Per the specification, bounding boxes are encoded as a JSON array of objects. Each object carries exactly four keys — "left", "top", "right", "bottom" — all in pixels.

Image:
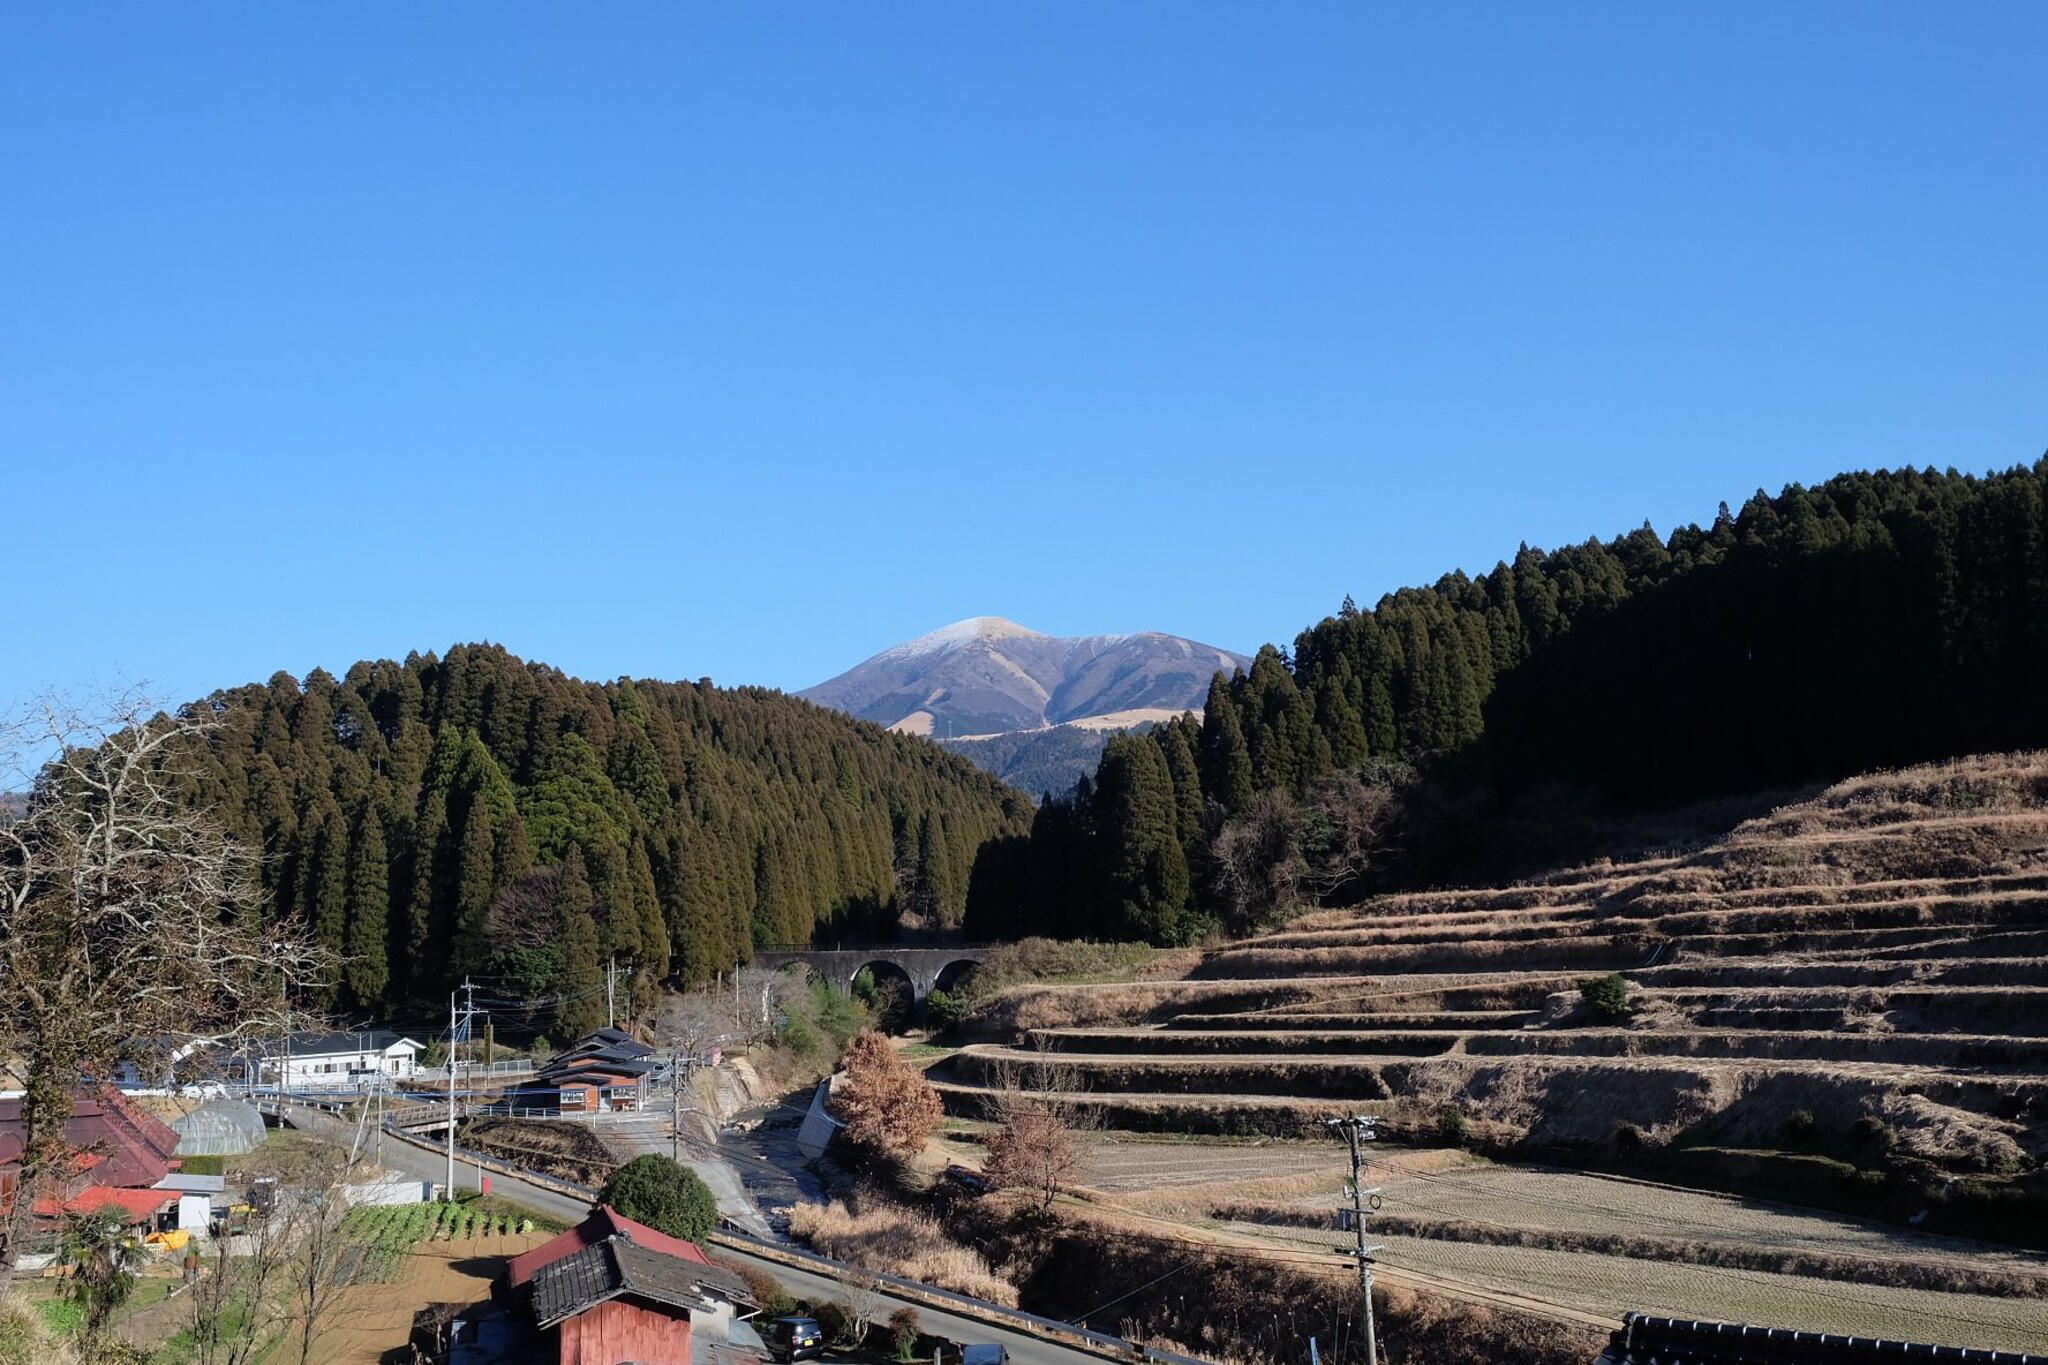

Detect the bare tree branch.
[{"left": 0, "top": 689, "right": 332, "bottom": 1286}]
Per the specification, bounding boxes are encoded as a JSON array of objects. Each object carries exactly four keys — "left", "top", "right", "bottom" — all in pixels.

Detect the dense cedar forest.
[
  {"left": 967, "top": 461, "right": 2048, "bottom": 946},
  {"left": 169, "top": 645, "right": 1032, "bottom": 1022},
  {"left": 127, "top": 461, "right": 2048, "bottom": 1004}
]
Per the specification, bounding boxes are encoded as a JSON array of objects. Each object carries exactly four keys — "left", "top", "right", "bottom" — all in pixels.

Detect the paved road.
[
  {"left": 284, "top": 1105, "right": 592, "bottom": 1224},
  {"left": 604, "top": 1112, "right": 774, "bottom": 1236},
  {"left": 711, "top": 1241, "right": 1107, "bottom": 1365}
]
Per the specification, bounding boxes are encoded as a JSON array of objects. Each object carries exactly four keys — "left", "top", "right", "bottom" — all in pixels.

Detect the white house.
[{"left": 241, "top": 1029, "right": 423, "bottom": 1089}]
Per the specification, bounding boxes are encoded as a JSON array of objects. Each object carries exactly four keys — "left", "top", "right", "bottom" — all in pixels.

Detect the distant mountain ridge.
[{"left": 798, "top": 617, "right": 1250, "bottom": 741}]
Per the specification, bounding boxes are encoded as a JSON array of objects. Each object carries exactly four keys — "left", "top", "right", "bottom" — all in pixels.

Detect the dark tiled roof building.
[{"left": 494, "top": 1204, "right": 758, "bottom": 1365}]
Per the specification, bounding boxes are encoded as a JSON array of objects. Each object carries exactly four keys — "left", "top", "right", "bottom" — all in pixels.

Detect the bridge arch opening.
[
  {"left": 933, "top": 959, "right": 983, "bottom": 997},
  {"left": 851, "top": 960, "right": 917, "bottom": 1033},
  {"left": 771, "top": 960, "right": 821, "bottom": 986}
]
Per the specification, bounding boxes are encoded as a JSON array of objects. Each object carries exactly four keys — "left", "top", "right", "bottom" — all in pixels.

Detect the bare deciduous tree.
[
  {"left": 185, "top": 1097, "right": 377, "bottom": 1365},
  {"left": 0, "top": 689, "right": 328, "bottom": 1287},
  {"left": 1209, "top": 775, "right": 1399, "bottom": 934},
  {"left": 483, "top": 864, "right": 565, "bottom": 947},
  {"left": 836, "top": 1265, "right": 886, "bottom": 1348},
  {"left": 188, "top": 1191, "right": 295, "bottom": 1365},
  {"left": 289, "top": 1119, "right": 373, "bottom": 1365},
  {"left": 659, "top": 991, "right": 725, "bottom": 1063},
  {"left": 725, "top": 965, "right": 802, "bottom": 1043},
  {"left": 982, "top": 1053, "right": 1100, "bottom": 1213},
  {"left": 1298, "top": 773, "right": 1398, "bottom": 900}
]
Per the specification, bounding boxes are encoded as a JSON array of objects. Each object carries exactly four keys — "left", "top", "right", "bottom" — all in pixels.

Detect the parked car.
[
  {"left": 942, "top": 1164, "right": 991, "bottom": 1195},
  {"left": 961, "top": 1346, "right": 1009, "bottom": 1365},
  {"left": 766, "top": 1315, "right": 824, "bottom": 1362}
]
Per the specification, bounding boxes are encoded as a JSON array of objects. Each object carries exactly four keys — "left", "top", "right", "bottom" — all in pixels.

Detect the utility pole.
[
  {"left": 1325, "top": 1115, "right": 1383, "bottom": 1365},
  {"left": 606, "top": 957, "right": 618, "bottom": 1030},
  {"left": 447, "top": 977, "right": 480, "bottom": 1199},
  {"left": 445, "top": 989, "right": 457, "bottom": 1199}
]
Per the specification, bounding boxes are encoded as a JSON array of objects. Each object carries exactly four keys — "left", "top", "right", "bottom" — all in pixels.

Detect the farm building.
[
  {"left": 411, "top": 1204, "right": 762, "bottom": 1365},
  {"left": 237, "top": 1029, "right": 423, "bottom": 1089},
  {"left": 0, "top": 1084, "right": 190, "bottom": 1234},
  {"left": 0, "top": 1083, "right": 181, "bottom": 1192}
]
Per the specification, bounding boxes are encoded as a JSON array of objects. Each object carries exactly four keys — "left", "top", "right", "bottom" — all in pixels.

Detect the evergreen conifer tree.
[
  {"left": 554, "top": 846, "right": 606, "bottom": 1039},
  {"left": 1094, "top": 734, "right": 1190, "bottom": 945},
  {"left": 1156, "top": 722, "right": 1206, "bottom": 859},
  {"left": 343, "top": 806, "right": 392, "bottom": 1008},
  {"left": 302, "top": 799, "right": 349, "bottom": 1006},
  {"left": 913, "top": 812, "right": 952, "bottom": 925},
  {"left": 1198, "top": 675, "right": 1255, "bottom": 813},
  {"left": 452, "top": 799, "right": 496, "bottom": 977}
]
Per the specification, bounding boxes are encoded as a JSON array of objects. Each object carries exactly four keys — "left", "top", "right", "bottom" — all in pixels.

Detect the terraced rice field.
[
  {"left": 946, "top": 753, "right": 2048, "bottom": 1344},
  {"left": 1066, "top": 1137, "right": 2048, "bottom": 1350}
]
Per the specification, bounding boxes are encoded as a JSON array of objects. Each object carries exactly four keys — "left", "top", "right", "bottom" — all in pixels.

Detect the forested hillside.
[
  {"left": 968, "top": 461, "right": 2048, "bottom": 945},
  {"left": 171, "top": 644, "right": 1032, "bottom": 1020}
]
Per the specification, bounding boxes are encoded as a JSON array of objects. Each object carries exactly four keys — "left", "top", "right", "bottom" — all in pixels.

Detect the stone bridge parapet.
[{"left": 751, "top": 943, "right": 995, "bottom": 1004}]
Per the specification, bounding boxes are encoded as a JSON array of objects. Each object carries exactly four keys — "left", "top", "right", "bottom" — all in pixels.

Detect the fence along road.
[{"left": 273, "top": 1101, "right": 1209, "bottom": 1365}]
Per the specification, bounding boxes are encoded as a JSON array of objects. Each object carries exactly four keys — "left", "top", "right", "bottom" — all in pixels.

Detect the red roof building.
[
  {"left": 33, "top": 1185, "right": 179, "bottom": 1225},
  {"left": 0, "top": 1084, "right": 183, "bottom": 1219},
  {"left": 498, "top": 1205, "right": 758, "bottom": 1365},
  {"left": 507, "top": 1205, "right": 720, "bottom": 1287}
]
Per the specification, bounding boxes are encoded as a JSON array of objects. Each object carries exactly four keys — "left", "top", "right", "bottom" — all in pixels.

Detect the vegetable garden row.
[{"left": 337, "top": 1200, "right": 538, "bottom": 1281}]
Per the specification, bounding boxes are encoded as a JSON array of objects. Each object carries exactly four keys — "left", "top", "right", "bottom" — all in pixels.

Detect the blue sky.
[{"left": 4, "top": 3, "right": 2043, "bottom": 711}]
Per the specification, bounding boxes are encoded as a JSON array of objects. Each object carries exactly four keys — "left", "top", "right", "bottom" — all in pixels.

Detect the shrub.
[
  {"left": 1580, "top": 973, "right": 1631, "bottom": 1019},
  {"left": 925, "top": 987, "right": 967, "bottom": 1032},
  {"left": 811, "top": 1300, "right": 851, "bottom": 1344},
  {"left": 599, "top": 1155, "right": 719, "bottom": 1244},
  {"left": 889, "top": 1307, "right": 921, "bottom": 1361},
  {"left": 723, "top": 1262, "right": 796, "bottom": 1318},
  {"left": 1785, "top": 1109, "right": 1817, "bottom": 1143},
  {"left": 1437, "top": 1107, "right": 1468, "bottom": 1147}
]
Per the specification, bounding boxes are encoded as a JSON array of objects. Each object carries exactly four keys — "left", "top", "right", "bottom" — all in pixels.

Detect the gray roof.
[
  {"left": 530, "top": 1239, "right": 727, "bottom": 1330},
  {"left": 154, "top": 1173, "right": 226, "bottom": 1193},
  {"left": 557, "top": 1031, "right": 656, "bottom": 1062}
]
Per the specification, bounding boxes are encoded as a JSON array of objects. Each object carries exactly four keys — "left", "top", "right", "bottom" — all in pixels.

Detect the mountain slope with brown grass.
[{"left": 941, "top": 752, "right": 2048, "bottom": 1247}]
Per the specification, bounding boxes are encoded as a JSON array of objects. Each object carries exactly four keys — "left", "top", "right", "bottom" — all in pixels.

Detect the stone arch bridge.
[{"left": 751, "top": 943, "right": 994, "bottom": 1006}]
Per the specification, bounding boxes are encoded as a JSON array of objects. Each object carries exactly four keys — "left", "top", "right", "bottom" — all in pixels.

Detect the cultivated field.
[
  {"left": 297, "top": 1228, "right": 550, "bottom": 1365},
  {"left": 942, "top": 752, "right": 2048, "bottom": 1346}
]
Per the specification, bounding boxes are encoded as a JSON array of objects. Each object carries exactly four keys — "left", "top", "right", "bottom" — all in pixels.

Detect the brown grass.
[{"left": 786, "top": 1193, "right": 1019, "bottom": 1305}]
